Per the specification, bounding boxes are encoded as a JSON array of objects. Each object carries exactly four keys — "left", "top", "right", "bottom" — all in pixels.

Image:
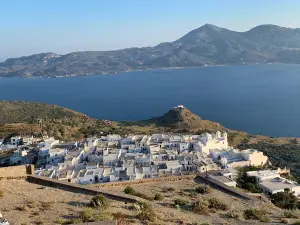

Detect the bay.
[{"left": 1, "top": 64, "right": 300, "bottom": 137}]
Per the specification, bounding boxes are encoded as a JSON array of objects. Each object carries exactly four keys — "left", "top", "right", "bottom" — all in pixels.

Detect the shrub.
[
  {"left": 27, "top": 200, "right": 37, "bottom": 209},
  {"left": 90, "top": 194, "right": 109, "bottom": 209},
  {"left": 280, "top": 218, "right": 288, "bottom": 224},
  {"left": 192, "top": 200, "right": 209, "bottom": 215},
  {"left": 293, "top": 221, "right": 300, "bottom": 225},
  {"left": 243, "top": 208, "right": 269, "bottom": 222},
  {"left": 174, "top": 198, "right": 187, "bottom": 207},
  {"left": 0, "top": 190, "right": 4, "bottom": 198},
  {"left": 154, "top": 193, "right": 164, "bottom": 201},
  {"left": 208, "top": 198, "right": 228, "bottom": 210},
  {"left": 283, "top": 211, "right": 298, "bottom": 218},
  {"left": 80, "top": 208, "right": 95, "bottom": 222},
  {"left": 195, "top": 185, "right": 212, "bottom": 194},
  {"left": 260, "top": 216, "right": 271, "bottom": 223},
  {"left": 96, "top": 211, "right": 114, "bottom": 221},
  {"left": 270, "top": 190, "right": 299, "bottom": 209},
  {"left": 124, "top": 186, "right": 135, "bottom": 195},
  {"left": 224, "top": 211, "right": 240, "bottom": 220},
  {"left": 134, "top": 192, "right": 154, "bottom": 201},
  {"left": 124, "top": 186, "right": 153, "bottom": 201},
  {"left": 162, "top": 187, "right": 175, "bottom": 192},
  {"left": 135, "top": 202, "right": 156, "bottom": 222}
]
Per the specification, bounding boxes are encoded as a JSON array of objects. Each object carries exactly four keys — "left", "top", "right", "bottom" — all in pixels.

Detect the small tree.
[
  {"left": 236, "top": 166, "right": 262, "bottom": 193},
  {"left": 90, "top": 194, "right": 109, "bottom": 209},
  {"left": 270, "top": 190, "right": 298, "bottom": 210}
]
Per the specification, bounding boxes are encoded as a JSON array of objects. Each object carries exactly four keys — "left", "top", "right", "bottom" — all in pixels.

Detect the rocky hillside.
[
  {"left": 1, "top": 24, "right": 300, "bottom": 77},
  {"left": 0, "top": 101, "right": 89, "bottom": 124},
  {"left": 0, "top": 101, "right": 118, "bottom": 140},
  {"left": 142, "top": 106, "right": 223, "bottom": 132}
]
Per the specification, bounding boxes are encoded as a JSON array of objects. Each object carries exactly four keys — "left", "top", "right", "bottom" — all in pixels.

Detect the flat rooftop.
[{"left": 260, "top": 177, "right": 299, "bottom": 191}]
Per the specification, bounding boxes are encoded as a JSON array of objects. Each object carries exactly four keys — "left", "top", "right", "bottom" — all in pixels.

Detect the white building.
[
  {"left": 194, "top": 131, "right": 228, "bottom": 155},
  {"left": 246, "top": 170, "right": 280, "bottom": 183},
  {"left": 259, "top": 177, "right": 300, "bottom": 197},
  {"left": 39, "top": 137, "right": 59, "bottom": 149}
]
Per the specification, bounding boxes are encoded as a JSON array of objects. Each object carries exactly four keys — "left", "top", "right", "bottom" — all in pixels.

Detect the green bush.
[
  {"left": 270, "top": 190, "right": 299, "bottom": 209},
  {"left": 154, "top": 193, "right": 164, "bottom": 201},
  {"left": 124, "top": 186, "right": 135, "bottom": 195},
  {"left": 90, "top": 194, "right": 109, "bottom": 209},
  {"left": 195, "top": 185, "right": 212, "bottom": 194},
  {"left": 208, "top": 198, "right": 228, "bottom": 210},
  {"left": 293, "top": 221, "right": 300, "bottom": 225},
  {"left": 80, "top": 208, "right": 95, "bottom": 222},
  {"left": 283, "top": 211, "right": 298, "bottom": 218},
  {"left": 192, "top": 200, "right": 209, "bottom": 215},
  {"left": 174, "top": 198, "right": 187, "bottom": 207}
]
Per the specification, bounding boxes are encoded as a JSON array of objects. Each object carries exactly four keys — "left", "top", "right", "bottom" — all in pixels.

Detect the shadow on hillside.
[{"left": 67, "top": 201, "right": 88, "bottom": 207}]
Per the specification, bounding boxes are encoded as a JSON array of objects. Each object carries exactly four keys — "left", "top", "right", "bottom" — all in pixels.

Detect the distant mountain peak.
[{"left": 201, "top": 23, "right": 222, "bottom": 30}]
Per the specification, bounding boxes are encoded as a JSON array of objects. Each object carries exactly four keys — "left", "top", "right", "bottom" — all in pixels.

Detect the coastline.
[{"left": 0, "top": 61, "right": 290, "bottom": 79}]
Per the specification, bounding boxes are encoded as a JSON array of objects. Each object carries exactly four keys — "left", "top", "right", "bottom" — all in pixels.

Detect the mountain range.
[{"left": 1, "top": 24, "right": 300, "bottom": 78}]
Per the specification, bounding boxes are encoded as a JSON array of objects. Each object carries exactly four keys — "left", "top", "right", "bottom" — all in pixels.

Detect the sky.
[{"left": 0, "top": 0, "right": 300, "bottom": 61}]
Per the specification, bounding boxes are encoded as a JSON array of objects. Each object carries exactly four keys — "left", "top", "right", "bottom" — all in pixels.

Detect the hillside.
[
  {"left": 137, "top": 106, "right": 223, "bottom": 133},
  {"left": 1, "top": 177, "right": 293, "bottom": 225},
  {"left": 0, "top": 101, "right": 119, "bottom": 141},
  {"left": 0, "top": 101, "right": 89, "bottom": 124},
  {"left": 1, "top": 24, "right": 300, "bottom": 78}
]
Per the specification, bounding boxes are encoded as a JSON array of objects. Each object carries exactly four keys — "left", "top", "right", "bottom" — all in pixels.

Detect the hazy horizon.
[{"left": 1, "top": 0, "right": 300, "bottom": 60}]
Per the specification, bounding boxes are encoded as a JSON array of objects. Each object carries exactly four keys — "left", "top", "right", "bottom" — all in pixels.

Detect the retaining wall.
[
  {"left": 90, "top": 175, "right": 195, "bottom": 188},
  {"left": 0, "top": 164, "right": 34, "bottom": 179},
  {"left": 27, "top": 175, "right": 143, "bottom": 203}
]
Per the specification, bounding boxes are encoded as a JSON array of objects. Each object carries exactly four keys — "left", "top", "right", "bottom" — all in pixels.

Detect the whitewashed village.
[{"left": 1, "top": 129, "right": 299, "bottom": 199}]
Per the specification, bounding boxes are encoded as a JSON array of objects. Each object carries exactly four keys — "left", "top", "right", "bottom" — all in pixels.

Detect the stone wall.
[
  {"left": 27, "top": 175, "right": 143, "bottom": 203},
  {"left": 90, "top": 175, "right": 195, "bottom": 188},
  {"left": 0, "top": 164, "right": 34, "bottom": 178}
]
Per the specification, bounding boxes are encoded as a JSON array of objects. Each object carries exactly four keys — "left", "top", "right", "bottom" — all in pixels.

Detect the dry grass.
[
  {"left": 100, "top": 178, "right": 284, "bottom": 224},
  {"left": 0, "top": 178, "right": 287, "bottom": 225},
  {"left": 0, "top": 180, "right": 136, "bottom": 225}
]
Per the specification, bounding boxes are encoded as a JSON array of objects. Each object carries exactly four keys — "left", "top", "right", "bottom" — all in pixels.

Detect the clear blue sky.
[{"left": 0, "top": 0, "right": 299, "bottom": 60}]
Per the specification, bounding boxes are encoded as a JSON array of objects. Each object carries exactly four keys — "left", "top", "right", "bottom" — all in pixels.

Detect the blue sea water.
[{"left": 1, "top": 64, "right": 300, "bottom": 137}]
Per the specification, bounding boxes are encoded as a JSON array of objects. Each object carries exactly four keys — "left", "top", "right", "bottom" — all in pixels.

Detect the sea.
[{"left": 1, "top": 64, "right": 300, "bottom": 137}]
